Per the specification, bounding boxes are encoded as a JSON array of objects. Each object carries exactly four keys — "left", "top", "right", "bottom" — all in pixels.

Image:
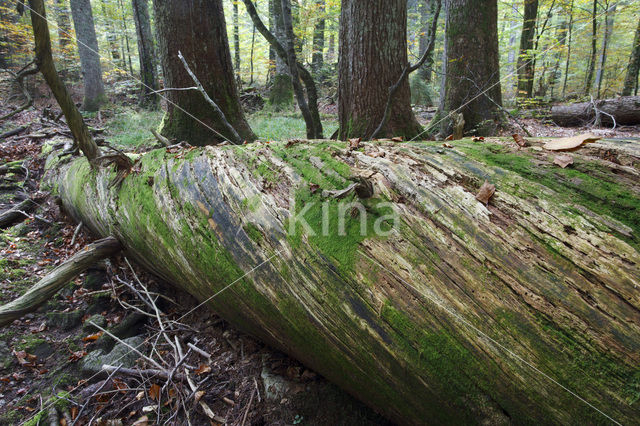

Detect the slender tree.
[
  {"left": 233, "top": 0, "right": 241, "bottom": 85},
  {"left": 131, "top": 0, "right": 158, "bottom": 108},
  {"left": 311, "top": 0, "right": 325, "bottom": 78},
  {"left": 417, "top": 0, "right": 439, "bottom": 84},
  {"left": 595, "top": 1, "right": 616, "bottom": 98},
  {"left": 70, "top": 0, "right": 106, "bottom": 111},
  {"left": 516, "top": 0, "right": 538, "bottom": 100},
  {"left": 54, "top": 0, "right": 73, "bottom": 53},
  {"left": 28, "top": 0, "right": 99, "bottom": 161},
  {"left": 152, "top": 0, "right": 255, "bottom": 145},
  {"left": 434, "top": 0, "right": 503, "bottom": 137},
  {"left": 338, "top": 0, "right": 421, "bottom": 139},
  {"left": 562, "top": 0, "right": 574, "bottom": 99},
  {"left": 99, "top": 0, "right": 121, "bottom": 62},
  {"left": 584, "top": 0, "right": 598, "bottom": 95},
  {"left": 117, "top": 0, "right": 134, "bottom": 75},
  {"left": 622, "top": 17, "right": 640, "bottom": 96}
]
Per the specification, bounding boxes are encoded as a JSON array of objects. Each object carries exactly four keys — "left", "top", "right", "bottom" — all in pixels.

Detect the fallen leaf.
[
  {"left": 475, "top": 181, "right": 496, "bottom": 205},
  {"left": 13, "top": 350, "right": 36, "bottom": 367},
  {"left": 472, "top": 136, "right": 485, "bottom": 142},
  {"left": 71, "top": 406, "right": 78, "bottom": 420},
  {"left": 149, "top": 383, "right": 161, "bottom": 401},
  {"left": 543, "top": 133, "right": 601, "bottom": 151},
  {"left": 194, "top": 390, "right": 205, "bottom": 403},
  {"left": 553, "top": 155, "right": 574, "bottom": 168},
  {"left": 512, "top": 134, "right": 529, "bottom": 148},
  {"left": 445, "top": 134, "right": 454, "bottom": 141},
  {"left": 195, "top": 364, "right": 212, "bottom": 375},
  {"left": 82, "top": 332, "right": 103, "bottom": 342},
  {"left": 391, "top": 136, "right": 403, "bottom": 142},
  {"left": 442, "top": 143, "right": 453, "bottom": 148},
  {"left": 68, "top": 351, "right": 87, "bottom": 362},
  {"left": 348, "top": 138, "right": 361, "bottom": 150},
  {"left": 309, "top": 183, "right": 320, "bottom": 194}
]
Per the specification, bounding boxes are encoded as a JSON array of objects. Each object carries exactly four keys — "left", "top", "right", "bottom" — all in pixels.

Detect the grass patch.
[
  {"left": 107, "top": 107, "right": 164, "bottom": 148},
  {"left": 249, "top": 113, "right": 338, "bottom": 141}
]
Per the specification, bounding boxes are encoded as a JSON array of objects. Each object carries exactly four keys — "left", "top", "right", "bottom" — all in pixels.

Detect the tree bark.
[
  {"left": 551, "top": 96, "right": 640, "bottom": 127},
  {"left": 338, "top": 0, "right": 421, "bottom": 140},
  {"left": 233, "top": 0, "right": 241, "bottom": 85},
  {"left": 516, "top": 0, "right": 538, "bottom": 100},
  {"left": 622, "top": 17, "right": 640, "bottom": 96},
  {"left": 0, "top": 237, "right": 121, "bottom": 326},
  {"left": 99, "top": 0, "right": 121, "bottom": 62},
  {"left": 70, "top": 0, "right": 106, "bottom": 111},
  {"left": 29, "top": 0, "right": 100, "bottom": 161},
  {"left": 152, "top": 0, "right": 255, "bottom": 145},
  {"left": 561, "top": 0, "right": 574, "bottom": 99},
  {"left": 269, "top": 0, "right": 293, "bottom": 110},
  {"left": 117, "top": 0, "right": 134, "bottom": 76},
  {"left": 0, "top": 198, "right": 36, "bottom": 229},
  {"left": 47, "top": 137, "right": 640, "bottom": 425},
  {"left": 131, "top": 0, "right": 158, "bottom": 108},
  {"left": 434, "top": 0, "right": 503, "bottom": 137}
]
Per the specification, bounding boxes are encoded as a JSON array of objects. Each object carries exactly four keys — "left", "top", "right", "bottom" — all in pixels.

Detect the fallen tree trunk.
[
  {"left": 46, "top": 139, "right": 640, "bottom": 424},
  {"left": 551, "top": 96, "right": 640, "bottom": 127},
  {"left": 0, "top": 237, "right": 121, "bottom": 326}
]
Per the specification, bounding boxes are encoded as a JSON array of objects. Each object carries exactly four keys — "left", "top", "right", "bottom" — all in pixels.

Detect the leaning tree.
[
  {"left": 152, "top": 0, "right": 255, "bottom": 145},
  {"left": 433, "top": 0, "right": 504, "bottom": 137},
  {"left": 338, "top": 0, "right": 422, "bottom": 140}
]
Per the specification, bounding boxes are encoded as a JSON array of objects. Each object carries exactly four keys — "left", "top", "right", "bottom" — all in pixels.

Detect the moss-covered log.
[{"left": 45, "top": 138, "right": 640, "bottom": 425}]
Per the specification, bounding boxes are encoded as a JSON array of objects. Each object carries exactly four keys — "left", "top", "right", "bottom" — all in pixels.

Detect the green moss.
[
  {"left": 455, "top": 141, "right": 640, "bottom": 250},
  {"left": 243, "top": 223, "right": 264, "bottom": 243},
  {"left": 15, "top": 335, "right": 46, "bottom": 352}
]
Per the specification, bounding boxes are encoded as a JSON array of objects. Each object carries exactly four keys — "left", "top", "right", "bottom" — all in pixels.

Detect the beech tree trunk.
[
  {"left": 70, "top": 0, "right": 106, "bottom": 111},
  {"left": 47, "top": 137, "right": 640, "bottom": 425},
  {"left": 269, "top": 0, "right": 293, "bottom": 109},
  {"left": 516, "top": 0, "right": 538, "bottom": 100},
  {"left": 595, "top": 2, "right": 616, "bottom": 99},
  {"left": 434, "top": 0, "right": 503, "bottom": 137},
  {"left": 417, "top": 0, "right": 438, "bottom": 84},
  {"left": 131, "top": 0, "right": 158, "bottom": 108},
  {"left": 584, "top": 0, "right": 598, "bottom": 96},
  {"left": 622, "top": 18, "right": 640, "bottom": 96},
  {"left": 551, "top": 96, "right": 640, "bottom": 127},
  {"left": 152, "top": 0, "right": 255, "bottom": 145},
  {"left": 338, "top": 0, "right": 421, "bottom": 140}
]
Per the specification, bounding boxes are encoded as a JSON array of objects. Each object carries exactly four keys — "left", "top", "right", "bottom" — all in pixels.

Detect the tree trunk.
[
  {"left": 117, "top": 0, "right": 134, "bottom": 76},
  {"left": 622, "top": 17, "right": 640, "bottom": 96},
  {"left": 417, "top": 0, "right": 439, "bottom": 84},
  {"left": 70, "top": 0, "right": 105, "bottom": 112},
  {"left": 595, "top": 2, "right": 616, "bottom": 99},
  {"left": 131, "top": 0, "right": 158, "bottom": 108},
  {"left": 29, "top": 0, "right": 100, "bottom": 161},
  {"left": 551, "top": 95, "right": 640, "bottom": 127},
  {"left": 233, "top": 0, "right": 241, "bottom": 85},
  {"left": 311, "top": 0, "right": 325, "bottom": 78},
  {"left": 54, "top": 0, "right": 73, "bottom": 53},
  {"left": 338, "top": 0, "right": 421, "bottom": 140},
  {"left": 584, "top": 0, "right": 598, "bottom": 96},
  {"left": 435, "top": 0, "right": 503, "bottom": 137},
  {"left": 561, "top": 0, "right": 574, "bottom": 99},
  {"left": 152, "top": 0, "right": 255, "bottom": 145},
  {"left": 47, "top": 137, "right": 640, "bottom": 425},
  {"left": 268, "top": 0, "right": 293, "bottom": 110},
  {"left": 516, "top": 0, "right": 538, "bottom": 101}
]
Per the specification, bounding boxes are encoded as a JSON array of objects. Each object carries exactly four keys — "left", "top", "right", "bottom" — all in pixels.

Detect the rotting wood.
[{"left": 46, "top": 139, "right": 640, "bottom": 425}]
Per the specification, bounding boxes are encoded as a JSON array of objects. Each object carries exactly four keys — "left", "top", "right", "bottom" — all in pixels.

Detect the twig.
[
  {"left": 240, "top": 388, "right": 256, "bottom": 426},
  {"left": 187, "top": 342, "right": 211, "bottom": 359},
  {"left": 100, "top": 364, "right": 187, "bottom": 382},
  {"left": 177, "top": 51, "right": 242, "bottom": 145},
  {"left": 72, "top": 364, "right": 123, "bottom": 425},
  {"left": 89, "top": 321, "right": 163, "bottom": 369},
  {"left": 70, "top": 222, "right": 83, "bottom": 246}
]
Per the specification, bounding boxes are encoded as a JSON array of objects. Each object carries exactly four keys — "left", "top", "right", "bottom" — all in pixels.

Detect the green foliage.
[{"left": 248, "top": 113, "right": 338, "bottom": 141}]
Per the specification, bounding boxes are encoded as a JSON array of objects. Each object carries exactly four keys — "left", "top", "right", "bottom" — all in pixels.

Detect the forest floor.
[{"left": 0, "top": 79, "right": 639, "bottom": 425}]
